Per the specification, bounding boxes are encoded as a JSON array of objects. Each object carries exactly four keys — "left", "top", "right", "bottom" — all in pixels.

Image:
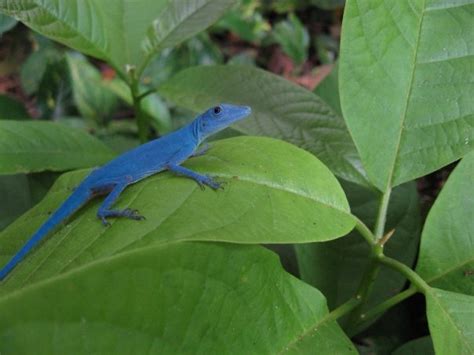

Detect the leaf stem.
[
  {"left": 326, "top": 297, "right": 362, "bottom": 322},
  {"left": 374, "top": 188, "right": 392, "bottom": 239},
  {"left": 378, "top": 256, "right": 430, "bottom": 293},
  {"left": 354, "top": 217, "right": 376, "bottom": 246},
  {"left": 357, "top": 287, "right": 417, "bottom": 326}
]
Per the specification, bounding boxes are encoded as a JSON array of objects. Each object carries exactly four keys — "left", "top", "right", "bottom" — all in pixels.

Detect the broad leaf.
[
  {"left": 314, "top": 63, "right": 341, "bottom": 115},
  {"left": 295, "top": 182, "right": 420, "bottom": 317},
  {"left": 0, "top": 243, "right": 356, "bottom": 354},
  {"left": 340, "top": 0, "right": 474, "bottom": 191},
  {"left": 0, "top": 120, "right": 115, "bottom": 174},
  {"left": 159, "top": 65, "right": 370, "bottom": 187},
  {"left": 66, "top": 53, "right": 118, "bottom": 125},
  {"left": 0, "top": 0, "right": 235, "bottom": 77},
  {"left": 0, "top": 12, "right": 15, "bottom": 34},
  {"left": 0, "top": 137, "right": 355, "bottom": 293},
  {"left": 416, "top": 151, "right": 474, "bottom": 295},
  {"left": 426, "top": 288, "right": 474, "bottom": 354}
]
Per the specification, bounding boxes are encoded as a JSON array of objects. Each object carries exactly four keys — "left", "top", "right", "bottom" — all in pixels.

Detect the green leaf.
[
  {"left": 392, "top": 337, "right": 434, "bottom": 355},
  {"left": 0, "top": 120, "right": 115, "bottom": 175},
  {"left": 0, "top": 137, "right": 354, "bottom": 293},
  {"left": 425, "top": 288, "right": 474, "bottom": 354},
  {"left": 273, "top": 13, "right": 309, "bottom": 66},
  {"left": 142, "top": 0, "right": 236, "bottom": 73},
  {"left": 340, "top": 0, "right": 474, "bottom": 191},
  {"left": 295, "top": 181, "right": 420, "bottom": 317},
  {"left": 314, "top": 63, "right": 341, "bottom": 115},
  {"left": 0, "top": 175, "right": 32, "bottom": 231},
  {"left": 416, "top": 151, "right": 474, "bottom": 295},
  {"left": 159, "top": 64, "right": 370, "bottom": 187},
  {"left": 0, "top": 95, "right": 29, "bottom": 119},
  {"left": 0, "top": 12, "right": 16, "bottom": 34},
  {"left": 66, "top": 53, "right": 118, "bottom": 125},
  {"left": 0, "top": 0, "right": 235, "bottom": 77},
  {"left": 0, "top": 243, "right": 356, "bottom": 354}
]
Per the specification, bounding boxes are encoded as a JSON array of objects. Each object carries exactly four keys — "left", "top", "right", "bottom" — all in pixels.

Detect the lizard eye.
[{"left": 213, "top": 106, "right": 222, "bottom": 115}]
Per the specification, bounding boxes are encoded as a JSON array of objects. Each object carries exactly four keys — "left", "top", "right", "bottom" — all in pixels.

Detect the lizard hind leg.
[{"left": 96, "top": 181, "right": 145, "bottom": 226}]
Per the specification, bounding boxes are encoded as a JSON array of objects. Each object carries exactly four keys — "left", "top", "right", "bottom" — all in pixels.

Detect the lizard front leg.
[{"left": 167, "top": 164, "right": 222, "bottom": 190}]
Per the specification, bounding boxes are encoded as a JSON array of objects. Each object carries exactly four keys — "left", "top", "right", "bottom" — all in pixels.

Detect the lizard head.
[{"left": 197, "top": 103, "right": 251, "bottom": 140}]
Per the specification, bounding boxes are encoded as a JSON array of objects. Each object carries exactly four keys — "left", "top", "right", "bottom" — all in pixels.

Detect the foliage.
[{"left": 0, "top": 0, "right": 473, "bottom": 353}]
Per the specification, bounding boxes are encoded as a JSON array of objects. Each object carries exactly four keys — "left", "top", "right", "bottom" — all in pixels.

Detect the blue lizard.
[{"left": 0, "top": 104, "right": 251, "bottom": 280}]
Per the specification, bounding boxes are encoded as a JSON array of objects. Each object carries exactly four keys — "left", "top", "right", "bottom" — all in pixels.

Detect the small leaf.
[
  {"left": 416, "top": 151, "right": 474, "bottom": 295},
  {"left": 0, "top": 137, "right": 354, "bottom": 293},
  {"left": 66, "top": 53, "right": 118, "bottom": 125},
  {"left": 273, "top": 13, "right": 309, "bottom": 66},
  {"left": 0, "top": 243, "right": 356, "bottom": 354},
  {"left": 340, "top": 0, "right": 474, "bottom": 190},
  {"left": 159, "top": 65, "right": 370, "bottom": 187},
  {"left": 0, "top": 120, "right": 115, "bottom": 175},
  {"left": 426, "top": 288, "right": 474, "bottom": 354}
]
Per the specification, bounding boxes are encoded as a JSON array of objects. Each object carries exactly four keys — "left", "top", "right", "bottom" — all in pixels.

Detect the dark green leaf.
[
  {"left": 0, "top": 95, "right": 29, "bottom": 120},
  {"left": 416, "top": 151, "right": 474, "bottom": 295},
  {"left": 0, "top": 13, "right": 16, "bottom": 34},
  {"left": 0, "top": 243, "right": 356, "bottom": 354},
  {"left": 0, "top": 120, "right": 115, "bottom": 175},
  {"left": 159, "top": 65, "right": 370, "bottom": 187},
  {"left": 340, "top": 0, "right": 474, "bottom": 190},
  {"left": 392, "top": 337, "right": 434, "bottom": 355},
  {"left": 0, "top": 137, "right": 354, "bottom": 293},
  {"left": 314, "top": 63, "right": 341, "bottom": 115}
]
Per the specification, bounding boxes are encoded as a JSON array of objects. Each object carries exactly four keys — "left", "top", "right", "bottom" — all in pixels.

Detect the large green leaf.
[
  {"left": 340, "top": 0, "right": 474, "bottom": 191},
  {"left": 416, "top": 151, "right": 474, "bottom": 295},
  {"left": 159, "top": 65, "right": 370, "bottom": 187},
  {"left": 0, "top": 120, "right": 115, "bottom": 174},
  {"left": 295, "top": 181, "right": 420, "bottom": 317},
  {"left": 0, "top": 95, "right": 29, "bottom": 119},
  {"left": 0, "top": 137, "right": 355, "bottom": 293},
  {"left": 392, "top": 337, "right": 434, "bottom": 355},
  {"left": 0, "top": 0, "right": 235, "bottom": 77},
  {"left": 425, "top": 288, "right": 474, "bottom": 354},
  {"left": 0, "top": 242, "right": 356, "bottom": 354}
]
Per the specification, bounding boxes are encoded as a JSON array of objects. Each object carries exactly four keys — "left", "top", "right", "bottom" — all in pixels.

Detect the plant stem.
[
  {"left": 378, "top": 256, "right": 430, "bottom": 293},
  {"left": 373, "top": 188, "right": 392, "bottom": 239},
  {"left": 358, "top": 286, "right": 417, "bottom": 325},
  {"left": 354, "top": 217, "right": 376, "bottom": 246},
  {"left": 131, "top": 80, "right": 149, "bottom": 143},
  {"left": 326, "top": 297, "right": 362, "bottom": 323}
]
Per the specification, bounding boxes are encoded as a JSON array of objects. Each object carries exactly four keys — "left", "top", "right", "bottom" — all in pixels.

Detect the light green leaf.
[
  {"left": 142, "top": 0, "right": 235, "bottom": 72},
  {"left": 0, "top": 243, "right": 356, "bottom": 354},
  {"left": 0, "top": 137, "right": 354, "bottom": 293},
  {"left": 0, "top": 0, "right": 235, "bottom": 77},
  {"left": 426, "top": 288, "right": 474, "bottom": 355},
  {"left": 0, "top": 95, "right": 29, "bottom": 119},
  {"left": 392, "top": 336, "right": 434, "bottom": 355},
  {"left": 416, "top": 151, "right": 474, "bottom": 295},
  {"left": 0, "top": 120, "right": 115, "bottom": 175},
  {"left": 340, "top": 0, "right": 474, "bottom": 191},
  {"left": 159, "top": 64, "right": 370, "bottom": 187},
  {"left": 295, "top": 182, "right": 420, "bottom": 319},
  {"left": 66, "top": 53, "right": 118, "bottom": 125},
  {"left": 273, "top": 13, "right": 309, "bottom": 66}
]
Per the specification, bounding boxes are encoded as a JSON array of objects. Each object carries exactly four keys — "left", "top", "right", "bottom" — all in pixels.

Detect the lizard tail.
[{"left": 0, "top": 185, "right": 92, "bottom": 281}]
